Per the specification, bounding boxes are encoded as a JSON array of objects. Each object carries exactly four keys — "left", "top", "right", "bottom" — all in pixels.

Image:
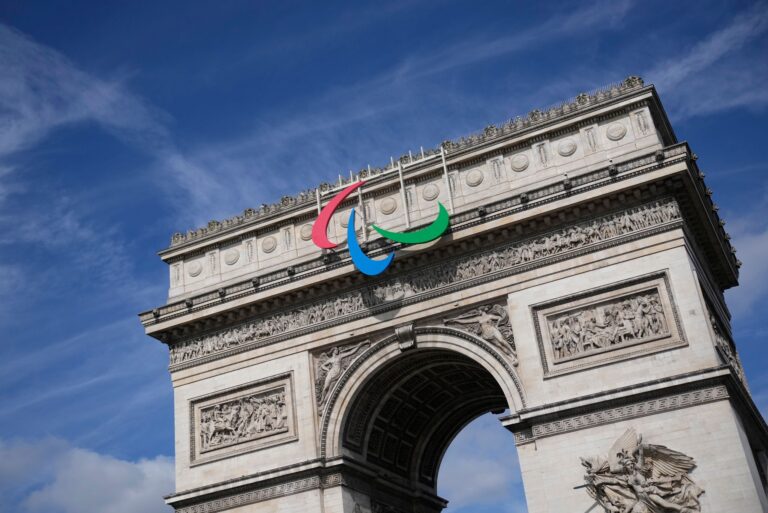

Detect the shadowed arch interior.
[{"left": 342, "top": 348, "right": 508, "bottom": 489}]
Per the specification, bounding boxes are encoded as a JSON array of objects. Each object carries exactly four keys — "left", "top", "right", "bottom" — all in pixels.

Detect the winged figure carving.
[
  {"left": 444, "top": 304, "right": 518, "bottom": 365},
  {"left": 580, "top": 428, "right": 704, "bottom": 513}
]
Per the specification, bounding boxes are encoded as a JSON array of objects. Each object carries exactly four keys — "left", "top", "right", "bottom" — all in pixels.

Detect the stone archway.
[
  {"left": 146, "top": 81, "right": 768, "bottom": 513},
  {"left": 320, "top": 327, "right": 525, "bottom": 512}
]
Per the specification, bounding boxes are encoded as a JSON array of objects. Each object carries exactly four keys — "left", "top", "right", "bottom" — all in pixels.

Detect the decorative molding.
[
  {"left": 172, "top": 472, "right": 343, "bottom": 513},
  {"left": 189, "top": 373, "right": 297, "bottom": 465},
  {"left": 532, "top": 271, "right": 686, "bottom": 378},
  {"left": 395, "top": 324, "right": 417, "bottom": 351},
  {"left": 169, "top": 198, "right": 682, "bottom": 368},
  {"left": 514, "top": 385, "right": 728, "bottom": 445},
  {"left": 580, "top": 428, "right": 705, "bottom": 512}
]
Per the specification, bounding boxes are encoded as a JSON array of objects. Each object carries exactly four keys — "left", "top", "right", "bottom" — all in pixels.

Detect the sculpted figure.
[
  {"left": 550, "top": 292, "right": 669, "bottom": 360},
  {"left": 316, "top": 342, "right": 368, "bottom": 410},
  {"left": 445, "top": 304, "right": 518, "bottom": 365},
  {"left": 581, "top": 428, "right": 704, "bottom": 513}
]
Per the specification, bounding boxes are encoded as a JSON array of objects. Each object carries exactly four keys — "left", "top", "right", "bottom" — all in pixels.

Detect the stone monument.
[{"left": 140, "top": 77, "right": 768, "bottom": 512}]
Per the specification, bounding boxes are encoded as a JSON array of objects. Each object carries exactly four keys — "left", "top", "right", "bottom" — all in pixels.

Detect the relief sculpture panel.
[
  {"left": 549, "top": 290, "right": 669, "bottom": 363},
  {"left": 533, "top": 273, "right": 684, "bottom": 377},
  {"left": 580, "top": 428, "right": 704, "bottom": 513},
  {"left": 190, "top": 373, "right": 296, "bottom": 464}
]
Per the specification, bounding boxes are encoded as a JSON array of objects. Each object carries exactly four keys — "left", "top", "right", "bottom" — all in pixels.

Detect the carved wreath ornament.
[{"left": 579, "top": 428, "right": 704, "bottom": 513}]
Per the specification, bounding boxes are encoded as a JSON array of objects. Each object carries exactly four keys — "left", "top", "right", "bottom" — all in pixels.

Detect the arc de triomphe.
[{"left": 140, "top": 77, "right": 768, "bottom": 513}]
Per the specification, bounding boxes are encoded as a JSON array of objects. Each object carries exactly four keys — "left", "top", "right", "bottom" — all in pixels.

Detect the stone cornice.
[
  {"left": 162, "top": 77, "right": 651, "bottom": 253},
  {"left": 142, "top": 143, "right": 694, "bottom": 328},
  {"left": 501, "top": 366, "right": 766, "bottom": 445},
  {"left": 142, "top": 139, "right": 739, "bottom": 341}
]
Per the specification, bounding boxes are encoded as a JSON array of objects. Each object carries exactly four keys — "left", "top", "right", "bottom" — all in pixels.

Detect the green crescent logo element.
[{"left": 371, "top": 202, "right": 450, "bottom": 244}]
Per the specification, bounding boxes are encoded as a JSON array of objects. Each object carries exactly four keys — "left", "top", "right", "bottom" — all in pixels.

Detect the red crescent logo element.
[{"left": 312, "top": 180, "right": 366, "bottom": 249}]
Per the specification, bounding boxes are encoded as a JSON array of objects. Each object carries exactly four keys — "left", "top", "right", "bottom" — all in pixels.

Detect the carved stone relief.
[
  {"left": 548, "top": 290, "right": 669, "bottom": 362},
  {"left": 634, "top": 110, "right": 649, "bottom": 136},
  {"left": 445, "top": 303, "right": 517, "bottom": 365},
  {"left": 606, "top": 122, "right": 627, "bottom": 141},
  {"left": 224, "top": 248, "right": 240, "bottom": 266},
  {"left": 510, "top": 153, "right": 529, "bottom": 172},
  {"left": 199, "top": 389, "right": 287, "bottom": 452},
  {"left": 380, "top": 197, "right": 397, "bottom": 215},
  {"left": 584, "top": 126, "right": 599, "bottom": 153},
  {"left": 707, "top": 306, "right": 747, "bottom": 386},
  {"left": 580, "top": 428, "right": 704, "bottom": 513},
  {"left": 299, "top": 224, "right": 313, "bottom": 241},
  {"left": 489, "top": 157, "right": 506, "bottom": 183},
  {"left": 314, "top": 341, "right": 370, "bottom": 411},
  {"left": 535, "top": 142, "right": 549, "bottom": 166},
  {"left": 187, "top": 260, "right": 203, "bottom": 278},
  {"left": 169, "top": 199, "right": 681, "bottom": 366},
  {"left": 466, "top": 168, "right": 484, "bottom": 187},
  {"left": 422, "top": 183, "right": 439, "bottom": 201},
  {"left": 190, "top": 373, "right": 296, "bottom": 464},
  {"left": 172, "top": 263, "right": 182, "bottom": 286},
  {"left": 558, "top": 138, "right": 578, "bottom": 157},
  {"left": 533, "top": 272, "right": 685, "bottom": 377},
  {"left": 262, "top": 236, "right": 277, "bottom": 254},
  {"left": 207, "top": 251, "right": 217, "bottom": 275}
]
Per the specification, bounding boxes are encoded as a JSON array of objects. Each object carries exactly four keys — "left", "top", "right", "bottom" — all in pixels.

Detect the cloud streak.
[
  {"left": 647, "top": 3, "right": 768, "bottom": 118},
  {"left": 0, "top": 437, "right": 173, "bottom": 513}
]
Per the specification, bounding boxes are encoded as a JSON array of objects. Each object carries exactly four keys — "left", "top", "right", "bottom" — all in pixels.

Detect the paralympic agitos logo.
[{"left": 311, "top": 181, "right": 450, "bottom": 276}]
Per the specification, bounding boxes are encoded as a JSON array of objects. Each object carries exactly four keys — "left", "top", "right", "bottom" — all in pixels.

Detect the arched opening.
[
  {"left": 337, "top": 346, "right": 516, "bottom": 511},
  {"left": 438, "top": 413, "right": 526, "bottom": 511}
]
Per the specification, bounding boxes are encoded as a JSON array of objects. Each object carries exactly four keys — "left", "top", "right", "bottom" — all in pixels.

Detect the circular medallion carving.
[
  {"left": 606, "top": 122, "right": 627, "bottom": 141},
  {"left": 510, "top": 154, "right": 529, "bottom": 172},
  {"left": 261, "top": 236, "right": 277, "bottom": 253},
  {"left": 422, "top": 184, "right": 439, "bottom": 201},
  {"left": 299, "top": 224, "right": 313, "bottom": 241},
  {"left": 379, "top": 197, "right": 397, "bottom": 215},
  {"left": 557, "top": 139, "right": 577, "bottom": 157},
  {"left": 339, "top": 211, "right": 364, "bottom": 231},
  {"left": 466, "top": 169, "right": 484, "bottom": 187},
  {"left": 224, "top": 249, "right": 240, "bottom": 265},
  {"left": 187, "top": 261, "right": 203, "bottom": 277}
]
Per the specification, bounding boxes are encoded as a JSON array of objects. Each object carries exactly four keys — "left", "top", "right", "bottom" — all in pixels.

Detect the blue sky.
[{"left": 0, "top": 1, "right": 766, "bottom": 512}]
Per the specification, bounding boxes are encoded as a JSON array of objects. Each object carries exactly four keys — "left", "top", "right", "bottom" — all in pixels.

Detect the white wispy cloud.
[
  {"left": 0, "top": 25, "right": 169, "bottom": 158},
  {"left": 647, "top": 3, "right": 768, "bottom": 118},
  {"left": 0, "top": 437, "right": 173, "bottom": 513}
]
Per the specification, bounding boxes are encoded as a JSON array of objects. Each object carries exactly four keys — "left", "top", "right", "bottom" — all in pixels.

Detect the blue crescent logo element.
[{"left": 346, "top": 208, "right": 394, "bottom": 276}]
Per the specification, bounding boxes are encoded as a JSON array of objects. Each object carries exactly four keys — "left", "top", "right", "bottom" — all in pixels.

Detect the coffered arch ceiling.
[{"left": 341, "top": 348, "right": 508, "bottom": 490}]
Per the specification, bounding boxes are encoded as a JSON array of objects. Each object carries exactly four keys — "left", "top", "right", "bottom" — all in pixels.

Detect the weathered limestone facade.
[{"left": 140, "top": 77, "right": 768, "bottom": 513}]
